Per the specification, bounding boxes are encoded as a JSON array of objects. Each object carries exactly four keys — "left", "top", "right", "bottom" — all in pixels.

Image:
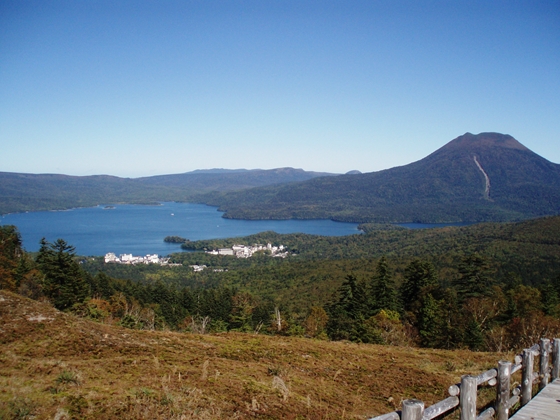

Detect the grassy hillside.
[{"left": 0, "top": 290, "right": 505, "bottom": 419}]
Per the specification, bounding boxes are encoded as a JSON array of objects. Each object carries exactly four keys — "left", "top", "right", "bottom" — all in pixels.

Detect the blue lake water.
[{"left": 0, "top": 202, "right": 361, "bottom": 256}]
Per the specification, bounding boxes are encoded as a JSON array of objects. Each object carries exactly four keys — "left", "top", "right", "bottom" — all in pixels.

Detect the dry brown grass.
[{"left": 0, "top": 291, "right": 508, "bottom": 419}]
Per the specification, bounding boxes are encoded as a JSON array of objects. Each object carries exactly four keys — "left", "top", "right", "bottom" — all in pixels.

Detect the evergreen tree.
[
  {"left": 455, "top": 253, "right": 492, "bottom": 303},
  {"left": 371, "top": 257, "right": 398, "bottom": 313},
  {"left": 0, "top": 225, "right": 24, "bottom": 291},
  {"left": 417, "top": 293, "right": 442, "bottom": 348},
  {"left": 229, "top": 292, "right": 255, "bottom": 332},
  {"left": 540, "top": 280, "right": 560, "bottom": 317},
  {"left": 325, "top": 274, "right": 367, "bottom": 341},
  {"left": 36, "top": 238, "right": 89, "bottom": 310},
  {"left": 91, "top": 272, "right": 115, "bottom": 300},
  {"left": 401, "top": 259, "right": 438, "bottom": 312},
  {"left": 463, "top": 318, "right": 484, "bottom": 351},
  {"left": 438, "top": 288, "right": 462, "bottom": 349}
]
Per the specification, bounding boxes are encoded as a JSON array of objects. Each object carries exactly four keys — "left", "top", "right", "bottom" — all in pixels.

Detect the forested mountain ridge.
[
  {"left": 0, "top": 173, "right": 171, "bottom": 214},
  {"left": 136, "top": 167, "right": 335, "bottom": 191},
  {"left": 0, "top": 168, "right": 334, "bottom": 214},
  {"left": 200, "top": 133, "right": 560, "bottom": 223},
  {"left": 2, "top": 132, "right": 559, "bottom": 222}
]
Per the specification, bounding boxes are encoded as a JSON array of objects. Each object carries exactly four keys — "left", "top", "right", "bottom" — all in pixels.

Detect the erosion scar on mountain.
[{"left": 473, "top": 155, "right": 491, "bottom": 200}]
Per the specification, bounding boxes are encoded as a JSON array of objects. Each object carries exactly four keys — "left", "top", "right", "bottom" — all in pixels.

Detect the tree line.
[
  {"left": 2, "top": 224, "right": 560, "bottom": 352},
  {"left": 324, "top": 255, "right": 560, "bottom": 351}
]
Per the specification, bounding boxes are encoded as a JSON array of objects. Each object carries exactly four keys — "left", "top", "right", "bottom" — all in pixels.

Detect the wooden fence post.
[
  {"left": 460, "top": 375, "right": 477, "bottom": 420},
  {"left": 552, "top": 338, "right": 560, "bottom": 380},
  {"left": 370, "top": 338, "right": 559, "bottom": 420},
  {"left": 521, "top": 348, "right": 534, "bottom": 406},
  {"left": 539, "top": 338, "right": 550, "bottom": 391},
  {"left": 495, "top": 360, "right": 512, "bottom": 420},
  {"left": 401, "top": 399, "right": 424, "bottom": 420}
]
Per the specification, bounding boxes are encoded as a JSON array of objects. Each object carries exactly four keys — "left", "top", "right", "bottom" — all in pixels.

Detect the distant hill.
[
  {"left": 3, "top": 133, "right": 559, "bottom": 222},
  {"left": 0, "top": 173, "right": 167, "bottom": 214},
  {"left": 0, "top": 168, "right": 334, "bottom": 214},
  {"left": 200, "top": 133, "right": 560, "bottom": 223},
  {"left": 136, "top": 167, "right": 335, "bottom": 192}
]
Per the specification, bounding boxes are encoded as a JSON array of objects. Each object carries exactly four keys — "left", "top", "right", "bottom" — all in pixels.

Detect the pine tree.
[
  {"left": 229, "top": 292, "right": 255, "bottom": 332},
  {"left": 325, "top": 274, "right": 367, "bottom": 341},
  {"left": 417, "top": 293, "right": 442, "bottom": 348},
  {"left": 455, "top": 253, "right": 492, "bottom": 303},
  {"left": 401, "top": 259, "right": 438, "bottom": 312},
  {"left": 0, "top": 225, "right": 24, "bottom": 291},
  {"left": 371, "top": 257, "right": 397, "bottom": 313},
  {"left": 464, "top": 318, "right": 484, "bottom": 351},
  {"left": 438, "top": 288, "right": 462, "bottom": 349},
  {"left": 36, "top": 238, "right": 89, "bottom": 310},
  {"left": 540, "top": 280, "right": 560, "bottom": 317}
]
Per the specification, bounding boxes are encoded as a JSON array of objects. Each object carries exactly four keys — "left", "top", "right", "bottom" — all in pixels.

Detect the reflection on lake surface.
[{"left": 1, "top": 202, "right": 361, "bottom": 256}]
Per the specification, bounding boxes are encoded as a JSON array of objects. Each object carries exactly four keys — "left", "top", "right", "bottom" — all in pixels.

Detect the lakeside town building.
[
  {"left": 206, "top": 243, "right": 288, "bottom": 258},
  {"left": 104, "top": 253, "right": 177, "bottom": 266}
]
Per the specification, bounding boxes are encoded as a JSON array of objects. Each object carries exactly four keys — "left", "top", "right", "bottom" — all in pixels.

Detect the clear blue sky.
[{"left": 1, "top": 0, "right": 559, "bottom": 177}]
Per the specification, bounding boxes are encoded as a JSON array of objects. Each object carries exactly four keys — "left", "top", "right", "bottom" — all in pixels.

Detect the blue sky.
[{"left": 1, "top": 0, "right": 559, "bottom": 177}]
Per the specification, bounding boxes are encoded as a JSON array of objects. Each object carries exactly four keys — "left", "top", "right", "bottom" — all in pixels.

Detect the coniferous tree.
[
  {"left": 325, "top": 274, "right": 367, "bottom": 341},
  {"left": 455, "top": 253, "right": 492, "bottom": 303},
  {"left": 91, "top": 272, "right": 115, "bottom": 300},
  {"left": 36, "top": 238, "right": 89, "bottom": 310},
  {"left": 371, "top": 257, "right": 398, "bottom": 313},
  {"left": 229, "top": 292, "right": 255, "bottom": 332},
  {"left": 541, "top": 277, "right": 560, "bottom": 317},
  {"left": 464, "top": 318, "right": 484, "bottom": 351},
  {"left": 0, "top": 225, "right": 24, "bottom": 291},
  {"left": 401, "top": 259, "right": 438, "bottom": 312},
  {"left": 438, "top": 288, "right": 462, "bottom": 349},
  {"left": 417, "top": 292, "right": 442, "bottom": 348}
]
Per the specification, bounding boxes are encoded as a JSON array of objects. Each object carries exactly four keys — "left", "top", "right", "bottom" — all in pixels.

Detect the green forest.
[{"left": 2, "top": 215, "right": 560, "bottom": 352}]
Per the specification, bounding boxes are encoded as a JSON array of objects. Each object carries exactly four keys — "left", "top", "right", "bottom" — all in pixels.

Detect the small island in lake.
[{"left": 164, "top": 235, "right": 188, "bottom": 243}]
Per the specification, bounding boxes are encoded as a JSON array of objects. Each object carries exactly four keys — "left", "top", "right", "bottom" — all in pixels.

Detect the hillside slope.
[
  {"left": 0, "top": 290, "right": 503, "bottom": 419},
  {"left": 0, "top": 173, "right": 172, "bottom": 214},
  {"left": 136, "top": 167, "right": 335, "bottom": 192},
  {"left": 0, "top": 168, "right": 333, "bottom": 214},
  {"left": 202, "top": 133, "right": 560, "bottom": 223}
]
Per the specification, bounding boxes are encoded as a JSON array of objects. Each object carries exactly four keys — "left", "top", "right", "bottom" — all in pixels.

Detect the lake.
[{"left": 0, "top": 202, "right": 361, "bottom": 256}]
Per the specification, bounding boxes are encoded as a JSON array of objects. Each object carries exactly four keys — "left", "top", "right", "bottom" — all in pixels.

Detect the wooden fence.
[{"left": 371, "top": 338, "right": 560, "bottom": 420}]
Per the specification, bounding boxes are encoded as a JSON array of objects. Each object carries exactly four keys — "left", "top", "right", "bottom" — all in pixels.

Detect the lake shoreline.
[{"left": 1, "top": 202, "right": 362, "bottom": 257}]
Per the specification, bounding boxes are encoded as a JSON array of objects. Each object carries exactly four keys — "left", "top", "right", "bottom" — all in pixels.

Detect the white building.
[
  {"left": 145, "top": 254, "right": 159, "bottom": 264},
  {"left": 104, "top": 253, "right": 119, "bottom": 263},
  {"left": 103, "top": 252, "right": 176, "bottom": 266}
]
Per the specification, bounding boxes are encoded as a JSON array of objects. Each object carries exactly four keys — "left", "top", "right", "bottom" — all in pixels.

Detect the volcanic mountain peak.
[{"left": 442, "top": 132, "right": 530, "bottom": 152}]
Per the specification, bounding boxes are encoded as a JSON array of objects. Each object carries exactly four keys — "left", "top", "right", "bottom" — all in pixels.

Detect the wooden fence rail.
[{"left": 370, "top": 338, "right": 560, "bottom": 420}]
